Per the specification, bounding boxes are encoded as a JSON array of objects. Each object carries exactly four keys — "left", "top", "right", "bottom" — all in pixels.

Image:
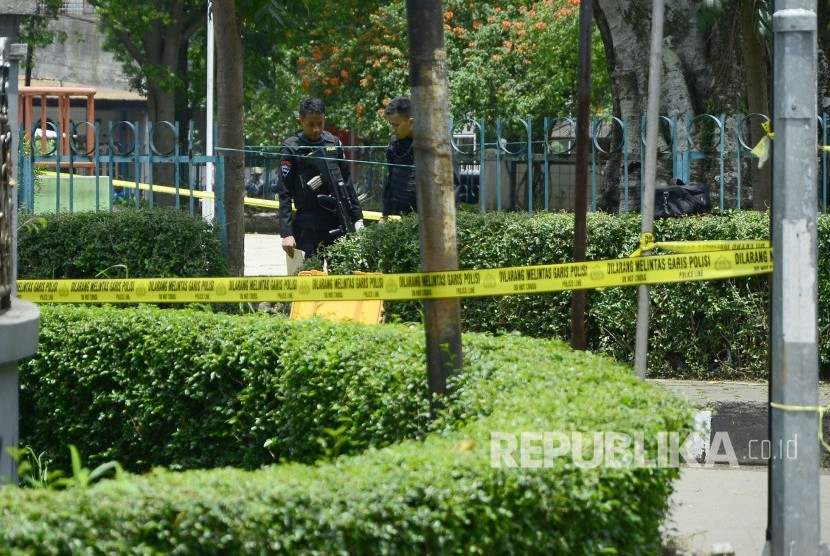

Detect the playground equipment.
[{"left": 18, "top": 86, "right": 97, "bottom": 171}]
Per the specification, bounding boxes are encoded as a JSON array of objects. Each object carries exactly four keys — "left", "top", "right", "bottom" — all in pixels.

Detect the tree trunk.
[
  {"left": 146, "top": 85, "right": 177, "bottom": 191},
  {"left": 594, "top": 0, "right": 746, "bottom": 210},
  {"left": 213, "top": 0, "right": 245, "bottom": 276},
  {"left": 407, "top": 0, "right": 464, "bottom": 406},
  {"left": 739, "top": 1, "right": 771, "bottom": 210}
]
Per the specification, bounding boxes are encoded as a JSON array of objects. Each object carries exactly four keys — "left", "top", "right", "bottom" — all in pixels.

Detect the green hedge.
[
  {"left": 21, "top": 305, "right": 432, "bottom": 472},
  {"left": 315, "top": 210, "right": 804, "bottom": 380},
  {"left": 18, "top": 209, "right": 805, "bottom": 380},
  {"left": 17, "top": 208, "right": 228, "bottom": 279},
  {"left": 9, "top": 305, "right": 693, "bottom": 554}
]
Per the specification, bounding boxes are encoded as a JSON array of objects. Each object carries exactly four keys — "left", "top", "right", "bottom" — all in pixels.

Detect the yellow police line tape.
[
  {"left": 17, "top": 239, "right": 772, "bottom": 304},
  {"left": 750, "top": 120, "right": 830, "bottom": 168},
  {"left": 42, "top": 172, "right": 388, "bottom": 221},
  {"left": 770, "top": 402, "right": 830, "bottom": 455}
]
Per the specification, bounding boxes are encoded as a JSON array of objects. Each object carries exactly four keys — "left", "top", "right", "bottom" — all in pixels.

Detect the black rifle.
[{"left": 301, "top": 146, "right": 356, "bottom": 238}]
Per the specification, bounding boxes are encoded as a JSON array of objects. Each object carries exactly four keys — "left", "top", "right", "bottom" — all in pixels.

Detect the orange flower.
[
  {"left": 454, "top": 27, "right": 464, "bottom": 36},
  {"left": 568, "top": 0, "right": 580, "bottom": 6},
  {"left": 324, "top": 88, "right": 332, "bottom": 96},
  {"left": 297, "top": 56, "right": 307, "bottom": 65},
  {"left": 473, "top": 20, "right": 481, "bottom": 29},
  {"left": 535, "top": 21, "right": 547, "bottom": 30},
  {"left": 501, "top": 21, "right": 511, "bottom": 31},
  {"left": 444, "top": 10, "right": 454, "bottom": 21},
  {"left": 341, "top": 69, "right": 349, "bottom": 78},
  {"left": 517, "top": 29, "right": 526, "bottom": 36},
  {"left": 492, "top": 53, "right": 502, "bottom": 60},
  {"left": 330, "top": 77, "right": 340, "bottom": 86},
  {"left": 504, "top": 40, "right": 513, "bottom": 49}
]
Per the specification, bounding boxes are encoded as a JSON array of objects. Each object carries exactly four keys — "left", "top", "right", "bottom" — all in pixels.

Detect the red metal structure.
[{"left": 18, "top": 86, "right": 96, "bottom": 169}]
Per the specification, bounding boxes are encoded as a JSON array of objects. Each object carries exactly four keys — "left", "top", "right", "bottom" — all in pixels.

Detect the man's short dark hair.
[
  {"left": 299, "top": 98, "right": 326, "bottom": 117},
  {"left": 384, "top": 97, "right": 412, "bottom": 117}
]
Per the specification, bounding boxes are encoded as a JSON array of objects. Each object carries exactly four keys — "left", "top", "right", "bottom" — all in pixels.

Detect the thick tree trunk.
[
  {"left": 213, "top": 0, "right": 245, "bottom": 276},
  {"left": 594, "top": 0, "right": 745, "bottom": 210},
  {"left": 146, "top": 85, "right": 177, "bottom": 191}
]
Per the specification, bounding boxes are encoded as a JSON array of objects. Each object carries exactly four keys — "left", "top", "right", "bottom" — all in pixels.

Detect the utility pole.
[
  {"left": 570, "top": 0, "right": 593, "bottom": 350},
  {"left": 768, "top": 2, "right": 821, "bottom": 553},
  {"left": 634, "top": 0, "right": 665, "bottom": 379},
  {"left": 406, "top": 0, "right": 463, "bottom": 406}
]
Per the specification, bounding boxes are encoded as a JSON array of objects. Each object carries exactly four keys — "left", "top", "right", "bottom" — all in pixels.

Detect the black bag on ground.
[{"left": 654, "top": 177, "right": 711, "bottom": 218}]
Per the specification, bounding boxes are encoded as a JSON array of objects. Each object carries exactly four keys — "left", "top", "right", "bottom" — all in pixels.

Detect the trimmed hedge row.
[
  {"left": 18, "top": 209, "right": 803, "bottom": 379},
  {"left": 9, "top": 305, "right": 693, "bottom": 554},
  {"left": 21, "top": 305, "right": 432, "bottom": 472},
  {"left": 17, "top": 208, "right": 228, "bottom": 279},
  {"left": 316, "top": 210, "right": 804, "bottom": 380}
]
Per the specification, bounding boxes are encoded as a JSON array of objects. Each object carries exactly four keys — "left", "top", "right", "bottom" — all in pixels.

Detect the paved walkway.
[
  {"left": 244, "top": 233, "right": 287, "bottom": 276},
  {"left": 666, "top": 466, "right": 830, "bottom": 555}
]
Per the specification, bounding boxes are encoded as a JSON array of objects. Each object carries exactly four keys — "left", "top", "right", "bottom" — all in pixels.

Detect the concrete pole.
[
  {"left": 406, "top": 0, "right": 463, "bottom": 406},
  {"left": 634, "top": 0, "right": 665, "bottom": 379},
  {"left": 0, "top": 31, "right": 40, "bottom": 487},
  {"left": 768, "top": 4, "right": 822, "bottom": 554}
]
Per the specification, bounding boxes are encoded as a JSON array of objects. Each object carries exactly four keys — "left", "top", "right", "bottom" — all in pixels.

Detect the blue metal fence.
[
  {"left": 23, "top": 113, "right": 830, "bottom": 219},
  {"left": 445, "top": 113, "right": 786, "bottom": 213},
  {"left": 18, "top": 120, "right": 225, "bottom": 229}
]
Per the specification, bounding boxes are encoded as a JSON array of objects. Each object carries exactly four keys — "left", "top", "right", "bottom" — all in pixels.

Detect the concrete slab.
[
  {"left": 651, "top": 380, "right": 830, "bottom": 467},
  {"left": 244, "top": 233, "right": 287, "bottom": 276},
  {"left": 666, "top": 466, "right": 830, "bottom": 556},
  {"left": 649, "top": 379, "right": 830, "bottom": 407}
]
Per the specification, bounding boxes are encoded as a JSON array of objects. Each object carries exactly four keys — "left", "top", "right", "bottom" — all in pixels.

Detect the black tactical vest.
[{"left": 387, "top": 137, "right": 416, "bottom": 204}]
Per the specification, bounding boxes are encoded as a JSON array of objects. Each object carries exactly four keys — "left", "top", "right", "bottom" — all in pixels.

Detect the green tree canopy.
[{"left": 260, "top": 0, "right": 611, "bottom": 145}]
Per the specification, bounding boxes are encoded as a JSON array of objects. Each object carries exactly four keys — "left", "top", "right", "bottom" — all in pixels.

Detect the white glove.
[
  {"left": 307, "top": 175, "right": 323, "bottom": 191},
  {"left": 354, "top": 219, "right": 365, "bottom": 231}
]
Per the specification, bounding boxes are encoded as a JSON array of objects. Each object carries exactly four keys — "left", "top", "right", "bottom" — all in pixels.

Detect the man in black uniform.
[
  {"left": 382, "top": 97, "right": 416, "bottom": 218},
  {"left": 277, "top": 98, "right": 364, "bottom": 259},
  {"left": 382, "top": 96, "right": 462, "bottom": 218}
]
